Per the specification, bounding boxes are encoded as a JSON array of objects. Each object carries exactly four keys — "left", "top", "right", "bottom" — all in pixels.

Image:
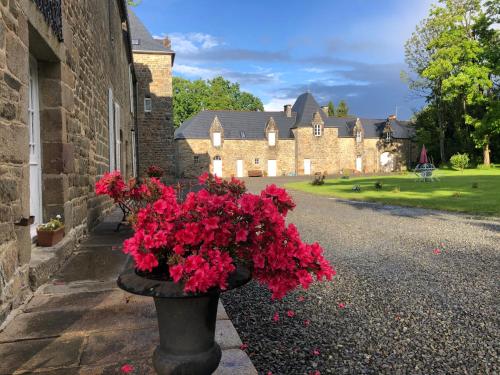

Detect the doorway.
[
  {"left": 236, "top": 159, "right": 244, "bottom": 178},
  {"left": 267, "top": 160, "right": 277, "bottom": 177},
  {"left": 213, "top": 155, "right": 222, "bottom": 177},
  {"left": 28, "top": 56, "right": 42, "bottom": 238}
]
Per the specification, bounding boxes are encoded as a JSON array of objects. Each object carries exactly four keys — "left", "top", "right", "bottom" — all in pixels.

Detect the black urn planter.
[{"left": 117, "top": 265, "right": 251, "bottom": 375}]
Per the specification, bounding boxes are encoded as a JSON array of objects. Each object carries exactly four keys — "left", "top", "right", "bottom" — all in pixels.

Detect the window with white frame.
[
  {"left": 194, "top": 155, "right": 199, "bottom": 164},
  {"left": 385, "top": 131, "right": 392, "bottom": 142},
  {"left": 313, "top": 124, "right": 322, "bottom": 137},
  {"left": 356, "top": 130, "right": 362, "bottom": 143},
  {"left": 114, "top": 102, "right": 121, "bottom": 171},
  {"left": 144, "top": 97, "right": 152, "bottom": 113},
  {"left": 268, "top": 131, "right": 276, "bottom": 146},
  {"left": 213, "top": 132, "right": 221, "bottom": 147},
  {"left": 108, "top": 88, "right": 115, "bottom": 171}
]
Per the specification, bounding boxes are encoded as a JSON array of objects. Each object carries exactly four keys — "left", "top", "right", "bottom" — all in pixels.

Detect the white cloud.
[
  {"left": 264, "top": 97, "right": 296, "bottom": 111},
  {"left": 173, "top": 64, "right": 221, "bottom": 79},
  {"left": 303, "top": 67, "right": 327, "bottom": 74},
  {"left": 162, "top": 32, "right": 221, "bottom": 54}
]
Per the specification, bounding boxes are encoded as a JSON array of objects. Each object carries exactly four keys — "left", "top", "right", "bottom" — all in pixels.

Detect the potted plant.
[
  {"left": 95, "top": 172, "right": 335, "bottom": 375},
  {"left": 147, "top": 165, "right": 165, "bottom": 178},
  {"left": 36, "top": 215, "right": 64, "bottom": 247}
]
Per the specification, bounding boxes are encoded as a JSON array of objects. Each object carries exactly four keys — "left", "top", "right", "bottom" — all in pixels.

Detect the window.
[
  {"left": 240, "top": 130, "right": 246, "bottom": 139},
  {"left": 255, "top": 158, "right": 260, "bottom": 165},
  {"left": 128, "top": 64, "right": 134, "bottom": 114},
  {"left": 356, "top": 131, "right": 362, "bottom": 143},
  {"left": 144, "top": 97, "right": 152, "bottom": 113},
  {"left": 114, "top": 102, "right": 121, "bottom": 171},
  {"left": 313, "top": 124, "right": 322, "bottom": 137},
  {"left": 385, "top": 132, "right": 392, "bottom": 142},
  {"left": 131, "top": 39, "right": 140, "bottom": 45},
  {"left": 213, "top": 132, "right": 221, "bottom": 147},
  {"left": 194, "top": 155, "right": 199, "bottom": 164},
  {"left": 268, "top": 132, "right": 276, "bottom": 146},
  {"left": 108, "top": 88, "right": 115, "bottom": 171}
]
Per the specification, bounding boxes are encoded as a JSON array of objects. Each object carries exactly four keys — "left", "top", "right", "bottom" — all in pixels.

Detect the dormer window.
[
  {"left": 385, "top": 131, "right": 392, "bottom": 143},
  {"left": 240, "top": 131, "right": 246, "bottom": 139},
  {"left": 268, "top": 131, "right": 276, "bottom": 146},
  {"left": 356, "top": 131, "right": 362, "bottom": 143},
  {"left": 313, "top": 124, "right": 322, "bottom": 137},
  {"left": 213, "top": 132, "right": 221, "bottom": 147}
]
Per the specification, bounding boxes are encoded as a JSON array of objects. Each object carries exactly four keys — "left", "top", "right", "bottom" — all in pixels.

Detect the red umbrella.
[{"left": 419, "top": 145, "right": 429, "bottom": 164}]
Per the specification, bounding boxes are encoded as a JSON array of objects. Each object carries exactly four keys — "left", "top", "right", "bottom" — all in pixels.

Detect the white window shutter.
[
  {"left": 114, "top": 102, "right": 121, "bottom": 171},
  {"left": 268, "top": 132, "right": 276, "bottom": 146},
  {"left": 213, "top": 132, "right": 221, "bottom": 147},
  {"left": 108, "top": 88, "right": 115, "bottom": 171}
]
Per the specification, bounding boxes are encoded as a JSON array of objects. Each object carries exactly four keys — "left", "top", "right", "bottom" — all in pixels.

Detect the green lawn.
[{"left": 285, "top": 168, "right": 500, "bottom": 216}]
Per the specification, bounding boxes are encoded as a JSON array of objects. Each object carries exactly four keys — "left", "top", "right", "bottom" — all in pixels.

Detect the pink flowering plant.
[{"left": 95, "top": 171, "right": 334, "bottom": 299}]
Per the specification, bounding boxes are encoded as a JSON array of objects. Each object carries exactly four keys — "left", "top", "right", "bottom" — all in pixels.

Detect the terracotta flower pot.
[
  {"left": 36, "top": 226, "right": 65, "bottom": 247},
  {"left": 117, "top": 265, "right": 251, "bottom": 375}
]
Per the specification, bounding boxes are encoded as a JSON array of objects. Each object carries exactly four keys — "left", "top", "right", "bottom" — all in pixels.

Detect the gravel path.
[{"left": 222, "top": 177, "right": 500, "bottom": 375}]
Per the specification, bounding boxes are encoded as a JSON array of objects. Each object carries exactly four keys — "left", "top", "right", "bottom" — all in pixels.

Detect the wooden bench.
[{"left": 248, "top": 170, "right": 263, "bottom": 177}]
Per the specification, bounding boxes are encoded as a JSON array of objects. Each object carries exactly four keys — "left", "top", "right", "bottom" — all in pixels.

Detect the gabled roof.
[
  {"left": 175, "top": 111, "right": 296, "bottom": 140},
  {"left": 128, "top": 9, "right": 173, "bottom": 54},
  {"left": 174, "top": 92, "right": 415, "bottom": 140}
]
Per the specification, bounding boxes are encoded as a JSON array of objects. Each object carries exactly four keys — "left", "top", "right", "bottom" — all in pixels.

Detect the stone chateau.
[
  {"left": 0, "top": 1, "right": 173, "bottom": 324},
  {"left": 175, "top": 92, "right": 417, "bottom": 178}
]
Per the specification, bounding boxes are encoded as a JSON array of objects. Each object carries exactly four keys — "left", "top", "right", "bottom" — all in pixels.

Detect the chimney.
[
  {"left": 321, "top": 106, "right": 329, "bottom": 116},
  {"left": 163, "top": 36, "right": 172, "bottom": 49},
  {"left": 388, "top": 114, "right": 397, "bottom": 120},
  {"left": 284, "top": 104, "right": 292, "bottom": 117}
]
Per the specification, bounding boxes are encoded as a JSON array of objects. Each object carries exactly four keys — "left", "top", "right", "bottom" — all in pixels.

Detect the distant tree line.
[
  {"left": 173, "top": 76, "right": 264, "bottom": 128},
  {"left": 326, "top": 100, "right": 350, "bottom": 117},
  {"left": 404, "top": 0, "right": 499, "bottom": 166}
]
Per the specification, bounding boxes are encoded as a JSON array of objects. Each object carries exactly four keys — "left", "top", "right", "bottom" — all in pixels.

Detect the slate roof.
[
  {"left": 175, "top": 111, "right": 297, "bottom": 140},
  {"left": 128, "top": 9, "right": 173, "bottom": 54},
  {"left": 174, "top": 92, "right": 414, "bottom": 140}
]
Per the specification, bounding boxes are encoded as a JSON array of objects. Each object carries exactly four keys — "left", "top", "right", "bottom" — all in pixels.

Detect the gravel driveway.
[{"left": 222, "top": 177, "right": 500, "bottom": 375}]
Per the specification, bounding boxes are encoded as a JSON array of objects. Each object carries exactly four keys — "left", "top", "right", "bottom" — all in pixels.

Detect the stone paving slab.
[{"left": 0, "top": 336, "right": 84, "bottom": 374}]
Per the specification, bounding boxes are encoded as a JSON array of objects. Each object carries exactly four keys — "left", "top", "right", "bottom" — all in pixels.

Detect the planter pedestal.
[
  {"left": 117, "top": 265, "right": 251, "bottom": 375},
  {"left": 152, "top": 294, "right": 221, "bottom": 374}
]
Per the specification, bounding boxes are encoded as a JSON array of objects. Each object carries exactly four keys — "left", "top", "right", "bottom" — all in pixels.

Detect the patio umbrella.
[{"left": 419, "top": 144, "right": 429, "bottom": 164}]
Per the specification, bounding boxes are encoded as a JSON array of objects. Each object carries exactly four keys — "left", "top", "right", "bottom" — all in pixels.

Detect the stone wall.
[
  {"left": 176, "top": 131, "right": 415, "bottom": 178},
  {"left": 0, "top": 0, "right": 135, "bottom": 324},
  {"left": 176, "top": 138, "right": 295, "bottom": 178},
  {"left": 134, "top": 52, "right": 174, "bottom": 177}
]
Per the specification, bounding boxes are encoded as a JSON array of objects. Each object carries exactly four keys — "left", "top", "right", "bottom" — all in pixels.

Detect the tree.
[
  {"left": 173, "top": 76, "right": 264, "bottom": 127},
  {"left": 404, "top": 0, "right": 499, "bottom": 165},
  {"left": 327, "top": 101, "right": 335, "bottom": 117},
  {"left": 336, "top": 100, "right": 349, "bottom": 117}
]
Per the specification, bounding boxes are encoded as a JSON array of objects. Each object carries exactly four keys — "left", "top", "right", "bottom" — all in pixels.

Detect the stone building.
[
  {"left": 0, "top": 0, "right": 137, "bottom": 324},
  {"left": 128, "top": 10, "right": 175, "bottom": 177},
  {"left": 175, "top": 92, "right": 417, "bottom": 178}
]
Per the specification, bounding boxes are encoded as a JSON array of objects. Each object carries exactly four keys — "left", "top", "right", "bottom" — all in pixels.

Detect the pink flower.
[
  {"left": 287, "top": 310, "right": 295, "bottom": 318},
  {"left": 304, "top": 319, "right": 310, "bottom": 327},
  {"left": 272, "top": 312, "right": 279, "bottom": 322},
  {"left": 309, "top": 371, "right": 320, "bottom": 375},
  {"left": 297, "top": 295, "right": 305, "bottom": 302},
  {"left": 240, "top": 343, "right": 248, "bottom": 350},
  {"left": 121, "top": 364, "right": 134, "bottom": 373},
  {"left": 312, "top": 349, "right": 320, "bottom": 355},
  {"left": 267, "top": 372, "right": 273, "bottom": 375},
  {"left": 433, "top": 248, "right": 441, "bottom": 255},
  {"left": 338, "top": 302, "right": 346, "bottom": 309}
]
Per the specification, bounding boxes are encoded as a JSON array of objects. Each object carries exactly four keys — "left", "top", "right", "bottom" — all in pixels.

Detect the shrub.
[
  {"left": 352, "top": 185, "right": 361, "bottom": 192},
  {"left": 472, "top": 182, "right": 479, "bottom": 189},
  {"left": 450, "top": 153, "right": 470, "bottom": 172},
  {"left": 38, "top": 215, "right": 64, "bottom": 231},
  {"left": 374, "top": 181, "right": 383, "bottom": 190},
  {"left": 311, "top": 172, "right": 326, "bottom": 186}
]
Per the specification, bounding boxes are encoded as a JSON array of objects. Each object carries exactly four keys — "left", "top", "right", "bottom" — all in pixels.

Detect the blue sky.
[{"left": 132, "top": 0, "right": 435, "bottom": 120}]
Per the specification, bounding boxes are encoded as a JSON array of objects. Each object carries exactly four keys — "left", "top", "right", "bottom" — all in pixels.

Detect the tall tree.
[
  {"left": 404, "top": 0, "right": 499, "bottom": 165},
  {"left": 327, "top": 101, "right": 335, "bottom": 117},
  {"left": 336, "top": 100, "right": 349, "bottom": 117},
  {"left": 173, "top": 76, "right": 264, "bottom": 127}
]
